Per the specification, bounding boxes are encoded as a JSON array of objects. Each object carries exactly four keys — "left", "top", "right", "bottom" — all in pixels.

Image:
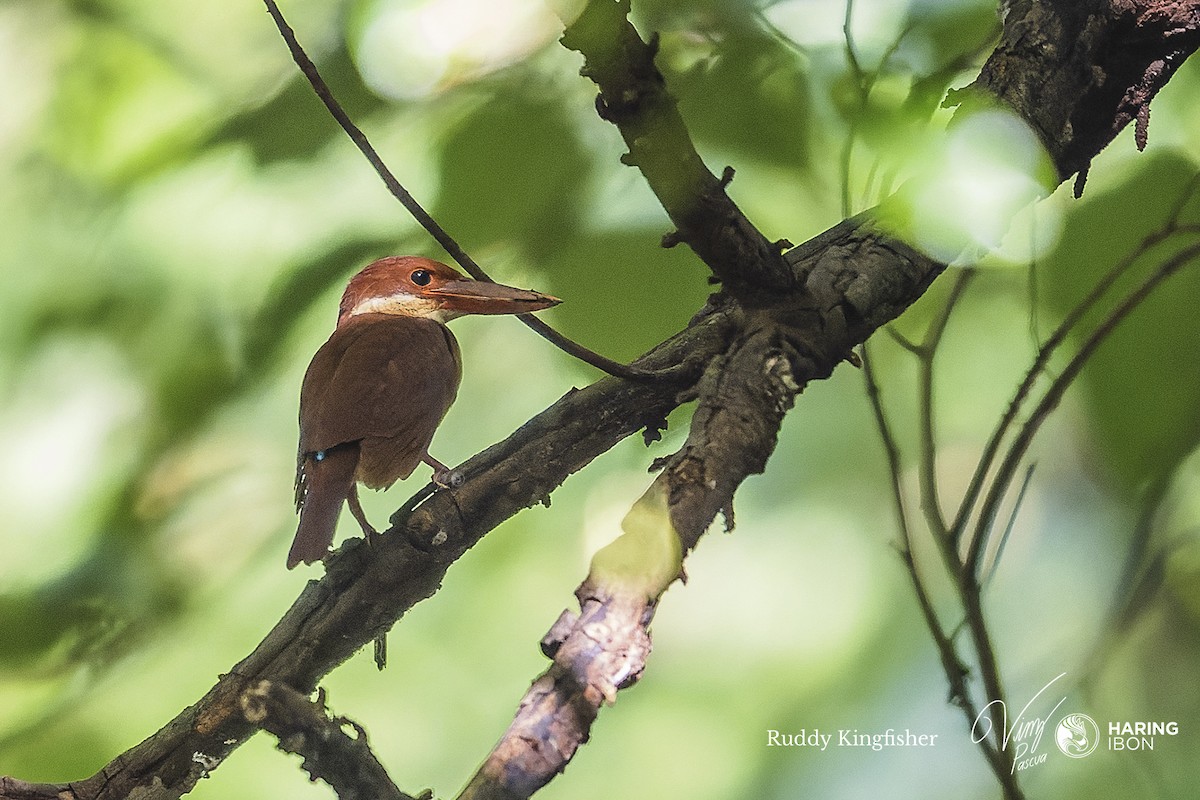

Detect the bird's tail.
[{"left": 288, "top": 442, "right": 359, "bottom": 568}]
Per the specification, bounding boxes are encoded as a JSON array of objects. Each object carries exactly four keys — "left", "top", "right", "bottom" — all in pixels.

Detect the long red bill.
[{"left": 427, "top": 279, "right": 561, "bottom": 315}]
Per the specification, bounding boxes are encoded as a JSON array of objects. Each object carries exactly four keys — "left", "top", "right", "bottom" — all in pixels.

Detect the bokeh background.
[{"left": 2, "top": 0, "right": 1199, "bottom": 798}]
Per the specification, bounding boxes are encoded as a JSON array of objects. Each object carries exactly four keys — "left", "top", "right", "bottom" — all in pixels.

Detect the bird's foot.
[
  {"left": 432, "top": 468, "right": 465, "bottom": 489},
  {"left": 423, "top": 453, "right": 464, "bottom": 489}
]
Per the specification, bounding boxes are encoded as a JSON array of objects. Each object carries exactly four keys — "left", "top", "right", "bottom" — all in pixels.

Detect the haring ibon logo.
[{"left": 1055, "top": 713, "right": 1100, "bottom": 758}]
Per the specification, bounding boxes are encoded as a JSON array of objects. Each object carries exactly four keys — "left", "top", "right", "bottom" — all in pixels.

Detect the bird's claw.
[{"left": 432, "top": 468, "right": 465, "bottom": 489}]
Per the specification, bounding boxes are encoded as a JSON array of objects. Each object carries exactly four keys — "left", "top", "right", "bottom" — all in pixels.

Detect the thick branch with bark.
[
  {"left": 4, "top": 2, "right": 1199, "bottom": 799},
  {"left": 963, "top": 0, "right": 1200, "bottom": 183}
]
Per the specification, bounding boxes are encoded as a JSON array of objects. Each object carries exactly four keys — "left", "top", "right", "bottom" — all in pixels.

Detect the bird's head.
[{"left": 337, "top": 256, "right": 560, "bottom": 326}]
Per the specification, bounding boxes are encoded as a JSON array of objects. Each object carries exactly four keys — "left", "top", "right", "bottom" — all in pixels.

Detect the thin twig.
[
  {"left": 884, "top": 325, "right": 923, "bottom": 355},
  {"left": 950, "top": 176, "right": 1200, "bottom": 544},
  {"left": 1077, "top": 475, "right": 1176, "bottom": 685},
  {"left": 860, "top": 345, "right": 910, "bottom": 547},
  {"left": 862, "top": 341, "right": 1019, "bottom": 794},
  {"left": 260, "top": 0, "right": 658, "bottom": 381},
  {"left": 1026, "top": 211, "right": 1043, "bottom": 354},
  {"left": 872, "top": 268, "right": 1022, "bottom": 794},
  {"left": 979, "top": 463, "right": 1035, "bottom": 588},
  {"left": 861, "top": 348, "right": 980, "bottom": 718},
  {"left": 840, "top": 0, "right": 865, "bottom": 219},
  {"left": 839, "top": 1, "right": 913, "bottom": 216},
  {"left": 1109, "top": 471, "right": 1173, "bottom": 630},
  {"left": 754, "top": 10, "right": 809, "bottom": 56},
  {"left": 917, "top": 268, "right": 975, "bottom": 543},
  {"left": 965, "top": 239, "right": 1200, "bottom": 575},
  {"left": 957, "top": 582, "right": 1020, "bottom": 798},
  {"left": 842, "top": 1, "right": 867, "bottom": 98}
]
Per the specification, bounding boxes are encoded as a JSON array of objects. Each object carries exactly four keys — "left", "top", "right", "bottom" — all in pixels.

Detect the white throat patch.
[{"left": 347, "top": 292, "right": 452, "bottom": 323}]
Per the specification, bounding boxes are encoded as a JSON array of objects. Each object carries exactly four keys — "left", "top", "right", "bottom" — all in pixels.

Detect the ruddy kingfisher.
[{"left": 288, "top": 255, "right": 560, "bottom": 568}]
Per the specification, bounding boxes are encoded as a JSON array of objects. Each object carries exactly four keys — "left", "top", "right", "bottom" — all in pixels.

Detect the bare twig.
[
  {"left": 951, "top": 176, "right": 1200, "bottom": 545},
  {"left": 916, "top": 268, "right": 975, "bottom": 543},
  {"left": 842, "top": 0, "right": 867, "bottom": 97},
  {"left": 259, "top": 0, "right": 657, "bottom": 381},
  {"left": 965, "top": 239, "right": 1200, "bottom": 576},
  {"left": 859, "top": 346, "right": 910, "bottom": 548},
  {"left": 979, "top": 463, "right": 1035, "bottom": 588},
  {"left": 1078, "top": 473, "right": 1175, "bottom": 683},
  {"left": 864, "top": 305, "right": 1023, "bottom": 799},
  {"left": 839, "top": 0, "right": 914, "bottom": 216},
  {"left": 957, "top": 584, "right": 1017, "bottom": 798},
  {"left": 861, "top": 346, "right": 978, "bottom": 719}
]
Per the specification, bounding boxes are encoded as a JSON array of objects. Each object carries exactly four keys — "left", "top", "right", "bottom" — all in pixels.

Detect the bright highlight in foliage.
[
  {"left": 354, "top": 0, "right": 560, "bottom": 99},
  {"left": 894, "top": 109, "right": 1057, "bottom": 262}
]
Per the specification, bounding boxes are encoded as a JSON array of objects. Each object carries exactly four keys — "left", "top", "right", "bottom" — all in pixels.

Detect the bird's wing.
[{"left": 297, "top": 314, "right": 462, "bottom": 471}]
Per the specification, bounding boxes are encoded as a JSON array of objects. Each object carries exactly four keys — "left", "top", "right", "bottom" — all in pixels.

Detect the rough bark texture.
[
  {"left": 965, "top": 0, "right": 1200, "bottom": 181},
  {"left": 240, "top": 682, "right": 417, "bottom": 800},
  {"left": 560, "top": 0, "right": 795, "bottom": 300},
  {"left": 458, "top": 589, "right": 653, "bottom": 800},
  {"left": 4, "top": 2, "right": 1199, "bottom": 799}
]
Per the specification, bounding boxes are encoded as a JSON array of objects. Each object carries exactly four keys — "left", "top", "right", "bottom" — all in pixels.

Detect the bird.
[{"left": 288, "top": 255, "right": 560, "bottom": 568}]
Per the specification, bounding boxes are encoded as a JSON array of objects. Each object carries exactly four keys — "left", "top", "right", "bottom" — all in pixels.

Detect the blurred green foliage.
[
  {"left": 1, "top": 1, "right": 1198, "bottom": 798},
  {"left": 1041, "top": 154, "right": 1200, "bottom": 495}
]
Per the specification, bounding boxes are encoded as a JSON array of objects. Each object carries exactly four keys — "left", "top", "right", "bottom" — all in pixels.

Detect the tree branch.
[
  {"left": 457, "top": 588, "right": 653, "bottom": 800},
  {"left": 963, "top": 0, "right": 1200, "bottom": 184},
  {"left": 241, "top": 682, "right": 420, "bottom": 800},
  {"left": 559, "top": 0, "right": 795, "bottom": 299}
]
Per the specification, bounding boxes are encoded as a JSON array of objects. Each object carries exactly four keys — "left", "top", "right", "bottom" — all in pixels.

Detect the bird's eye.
[{"left": 411, "top": 269, "right": 432, "bottom": 286}]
